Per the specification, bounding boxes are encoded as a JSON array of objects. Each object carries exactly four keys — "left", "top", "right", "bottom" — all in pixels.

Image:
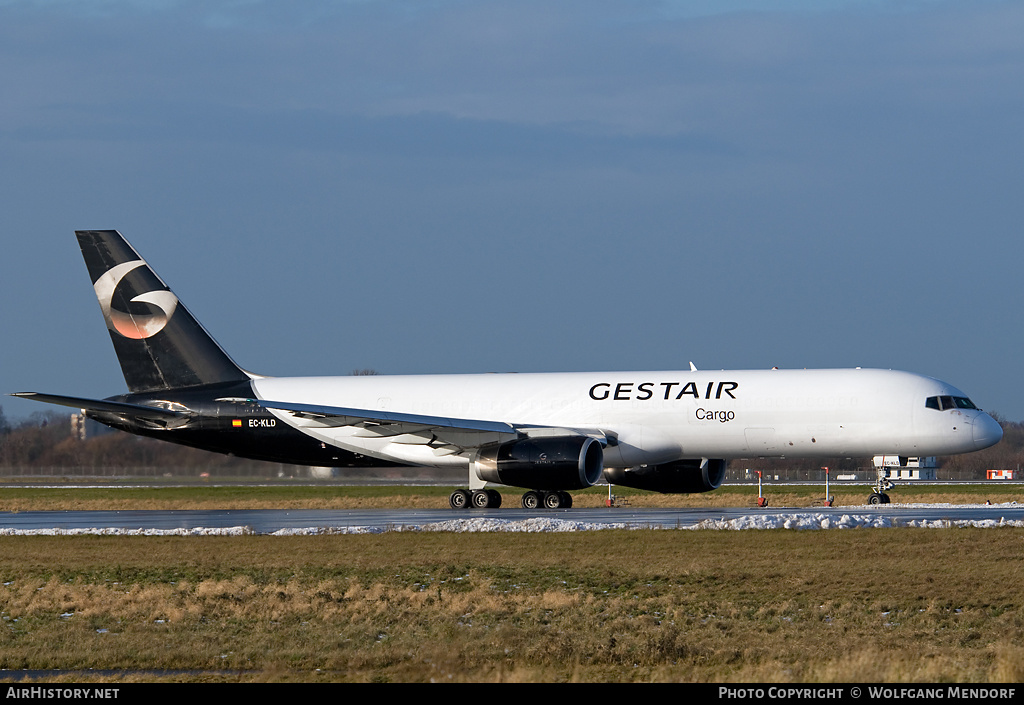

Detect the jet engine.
[
  {"left": 473, "top": 436, "right": 604, "bottom": 491},
  {"left": 603, "top": 458, "right": 727, "bottom": 493}
]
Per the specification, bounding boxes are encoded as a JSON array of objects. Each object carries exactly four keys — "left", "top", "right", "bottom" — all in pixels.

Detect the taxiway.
[{"left": 2, "top": 504, "right": 1022, "bottom": 534}]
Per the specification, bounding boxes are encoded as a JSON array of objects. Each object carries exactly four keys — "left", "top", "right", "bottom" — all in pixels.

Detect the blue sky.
[{"left": 2, "top": 0, "right": 1023, "bottom": 421}]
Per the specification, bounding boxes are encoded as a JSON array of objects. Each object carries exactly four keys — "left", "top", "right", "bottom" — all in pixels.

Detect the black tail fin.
[{"left": 76, "top": 230, "right": 250, "bottom": 393}]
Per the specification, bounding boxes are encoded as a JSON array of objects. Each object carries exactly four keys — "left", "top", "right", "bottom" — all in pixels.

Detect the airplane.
[{"left": 13, "top": 230, "right": 1003, "bottom": 509}]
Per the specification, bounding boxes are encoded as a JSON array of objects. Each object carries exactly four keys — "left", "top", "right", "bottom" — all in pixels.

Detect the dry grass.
[
  {"left": 0, "top": 483, "right": 1020, "bottom": 512},
  {"left": 1, "top": 530, "right": 1023, "bottom": 682}
]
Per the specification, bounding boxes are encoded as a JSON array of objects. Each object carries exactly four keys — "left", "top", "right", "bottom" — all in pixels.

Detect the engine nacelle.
[
  {"left": 474, "top": 436, "right": 604, "bottom": 491},
  {"left": 603, "top": 458, "right": 727, "bottom": 494}
]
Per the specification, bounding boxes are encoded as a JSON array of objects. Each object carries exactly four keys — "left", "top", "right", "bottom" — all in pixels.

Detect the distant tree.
[
  {"left": 0, "top": 406, "right": 8, "bottom": 461},
  {"left": 351, "top": 369, "right": 379, "bottom": 376}
]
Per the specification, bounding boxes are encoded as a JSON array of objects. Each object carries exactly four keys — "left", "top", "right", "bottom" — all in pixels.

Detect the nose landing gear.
[{"left": 867, "top": 469, "right": 894, "bottom": 505}]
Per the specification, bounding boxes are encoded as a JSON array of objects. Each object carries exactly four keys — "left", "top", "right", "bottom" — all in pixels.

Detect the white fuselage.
[{"left": 252, "top": 368, "right": 1001, "bottom": 469}]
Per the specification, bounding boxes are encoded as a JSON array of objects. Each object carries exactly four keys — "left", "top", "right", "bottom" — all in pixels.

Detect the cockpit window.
[{"left": 926, "top": 396, "right": 978, "bottom": 411}]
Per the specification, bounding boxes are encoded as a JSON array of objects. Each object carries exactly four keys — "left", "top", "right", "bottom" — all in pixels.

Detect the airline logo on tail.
[{"left": 93, "top": 260, "right": 179, "bottom": 340}]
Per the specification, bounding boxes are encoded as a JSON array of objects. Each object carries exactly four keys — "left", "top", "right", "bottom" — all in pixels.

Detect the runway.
[{"left": 2, "top": 503, "right": 1023, "bottom": 534}]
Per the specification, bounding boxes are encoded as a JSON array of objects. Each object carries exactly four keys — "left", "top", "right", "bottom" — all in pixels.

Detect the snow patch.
[
  {"left": 690, "top": 513, "right": 1024, "bottom": 531},
  {"left": 0, "top": 527, "right": 255, "bottom": 537}
]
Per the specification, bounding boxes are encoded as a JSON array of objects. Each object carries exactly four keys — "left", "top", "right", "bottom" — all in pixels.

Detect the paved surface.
[{"left": 2, "top": 503, "right": 1023, "bottom": 533}]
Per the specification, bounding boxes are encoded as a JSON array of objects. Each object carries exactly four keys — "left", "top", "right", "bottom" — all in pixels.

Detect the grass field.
[
  {"left": 1, "top": 483, "right": 1022, "bottom": 683},
  {"left": 0, "top": 482, "right": 1020, "bottom": 511},
  {"left": 0, "top": 529, "right": 1023, "bottom": 683}
]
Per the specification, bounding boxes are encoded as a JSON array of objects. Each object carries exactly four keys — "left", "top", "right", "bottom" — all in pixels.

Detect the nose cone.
[{"left": 973, "top": 413, "right": 1003, "bottom": 450}]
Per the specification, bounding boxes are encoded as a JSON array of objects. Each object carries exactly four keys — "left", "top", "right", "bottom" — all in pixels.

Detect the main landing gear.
[
  {"left": 520, "top": 490, "right": 573, "bottom": 510},
  {"left": 448, "top": 489, "right": 573, "bottom": 510},
  {"left": 449, "top": 489, "right": 503, "bottom": 509}
]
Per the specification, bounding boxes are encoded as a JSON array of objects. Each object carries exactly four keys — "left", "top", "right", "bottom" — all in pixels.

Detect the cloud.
[{"left": 2, "top": 0, "right": 1023, "bottom": 419}]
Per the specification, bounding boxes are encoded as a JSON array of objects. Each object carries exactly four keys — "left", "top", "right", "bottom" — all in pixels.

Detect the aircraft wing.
[
  {"left": 10, "top": 392, "right": 190, "bottom": 422},
  {"left": 255, "top": 398, "right": 609, "bottom": 461},
  {"left": 254, "top": 399, "right": 517, "bottom": 435}
]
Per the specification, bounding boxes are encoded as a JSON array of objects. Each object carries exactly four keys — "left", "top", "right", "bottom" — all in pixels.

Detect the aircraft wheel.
[
  {"left": 521, "top": 491, "right": 541, "bottom": 510},
  {"left": 486, "top": 489, "right": 503, "bottom": 509},
  {"left": 449, "top": 489, "right": 470, "bottom": 510},
  {"left": 543, "top": 491, "right": 564, "bottom": 509},
  {"left": 879, "top": 493, "right": 891, "bottom": 504},
  {"left": 559, "top": 491, "right": 573, "bottom": 509},
  {"left": 868, "top": 492, "right": 884, "bottom": 505}
]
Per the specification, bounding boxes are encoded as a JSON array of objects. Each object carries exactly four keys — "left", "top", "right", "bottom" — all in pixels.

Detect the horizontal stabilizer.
[
  {"left": 10, "top": 392, "right": 190, "bottom": 421},
  {"left": 254, "top": 399, "right": 517, "bottom": 435}
]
